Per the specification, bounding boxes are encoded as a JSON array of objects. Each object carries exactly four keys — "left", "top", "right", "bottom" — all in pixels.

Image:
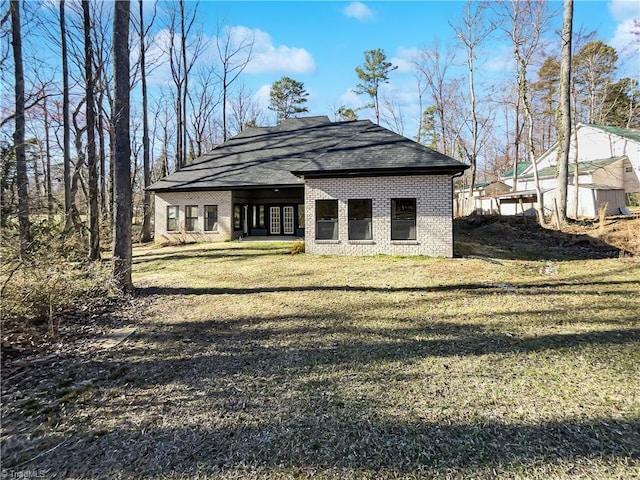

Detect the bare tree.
[
  {"left": 498, "top": 0, "right": 552, "bottom": 223},
  {"left": 164, "top": 0, "right": 204, "bottom": 168},
  {"left": 59, "top": 0, "right": 72, "bottom": 223},
  {"left": 137, "top": 0, "right": 156, "bottom": 243},
  {"left": 41, "top": 92, "right": 54, "bottom": 222},
  {"left": 10, "top": 0, "right": 29, "bottom": 253},
  {"left": 452, "top": 0, "right": 495, "bottom": 215},
  {"left": 215, "top": 23, "right": 254, "bottom": 141},
  {"left": 83, "top": 0, "right": 100, "bottom": 259},
  {"left": 554, "top": 0, "right": 573, "bottom": 225},
  {"left": 228, "top": 83, "right": 263, "bottom": 136},
  {"left": 380, "top": 93, "right": 405, "bottom": 135},
  {"left": 112, "top": 0, "right": 132, "bottom": 290},
  {"left": 190, "top": 64, "right": 221, "bottom": 156},
  {"left": 90, "top": 0, "right": 114, "bottom": 227},
  {"left": 414, "top": 42, "right": 457, "bottom": 156}
]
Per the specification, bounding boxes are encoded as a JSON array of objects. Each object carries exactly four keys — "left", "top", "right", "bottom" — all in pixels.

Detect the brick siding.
[
  {"left": 154, "top": 191, "right": 233, "bottom": 243},
  {"left": 305, "top": 175, "right": 454, "bottom": 257}
]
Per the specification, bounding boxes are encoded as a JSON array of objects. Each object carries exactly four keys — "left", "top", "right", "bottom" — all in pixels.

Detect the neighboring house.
[
  {"left": 501, "top": 162, "right": 532, "bottom": 189},
  {"left": 148, "top": 116, "right": 468, "bottom": 257},
  {"left": 496, "top": 124, "right": 640, "bottom": 217},
  {"left": 454, "top": 180, "right": 511, "bottom": 216}
]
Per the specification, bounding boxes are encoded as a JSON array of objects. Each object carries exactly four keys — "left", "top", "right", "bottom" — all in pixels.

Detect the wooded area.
[{"left": 0, "top": 0, "right": 638, "bottom": 282}]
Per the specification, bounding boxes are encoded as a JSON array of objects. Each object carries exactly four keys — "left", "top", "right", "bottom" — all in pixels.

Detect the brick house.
[{"left": 148, "top": 116, "right": 468, "bottom": 256}]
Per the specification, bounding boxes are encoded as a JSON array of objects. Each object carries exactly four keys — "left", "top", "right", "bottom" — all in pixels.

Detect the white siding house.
[{"left": 498, "top": 124, "right": 640, "bottom": 218}]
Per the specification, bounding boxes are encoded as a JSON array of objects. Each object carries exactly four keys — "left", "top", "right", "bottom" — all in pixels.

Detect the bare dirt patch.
[{"left": 454, "top": 215, "right": 638, "bottom": 260}]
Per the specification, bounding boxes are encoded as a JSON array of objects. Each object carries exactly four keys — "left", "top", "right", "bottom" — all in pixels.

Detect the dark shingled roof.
[{"left": 148, "top": 117, "right": 468, "bottom": 192}]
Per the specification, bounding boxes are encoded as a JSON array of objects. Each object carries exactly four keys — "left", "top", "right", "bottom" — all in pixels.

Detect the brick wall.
[
  {"left": 305, "top": 175, "right": 454, "bottom": 257},
  {"left": 154, "top": 191, "right": 233, "bottom": 243}
]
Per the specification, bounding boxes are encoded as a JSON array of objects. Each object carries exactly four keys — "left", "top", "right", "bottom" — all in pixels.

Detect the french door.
[
  {"left": 268, "top": 205, "right": 296, "bottom": 235},
  {"left": 269, "top": 207, "right": 281, "bottom": 234},
  {"left": 283, "top": 206, "right": 295, "bottom": 235}
]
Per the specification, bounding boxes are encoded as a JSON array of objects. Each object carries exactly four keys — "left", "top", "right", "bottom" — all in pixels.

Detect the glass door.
[
  {"left": 283, "top": 206, "right": 295, "bottom": 235},
  {"left": 269, "top": 206, "right": 281, "bottom": 234}
]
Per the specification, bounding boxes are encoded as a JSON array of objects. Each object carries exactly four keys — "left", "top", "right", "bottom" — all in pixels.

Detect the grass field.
[{"left": 2, "top": 241, "right": 639, "bottom": 478}]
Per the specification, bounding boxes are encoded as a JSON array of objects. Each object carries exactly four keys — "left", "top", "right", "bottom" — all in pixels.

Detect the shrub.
[
  {"left": 290, "top": 239, "right": 305, "bottom": 255},
  {"left": 1, "top": 221, "right": 117, "bottom": 336}
]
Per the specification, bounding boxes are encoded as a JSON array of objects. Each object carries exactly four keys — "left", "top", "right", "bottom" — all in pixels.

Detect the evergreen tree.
[
  {"left": 600, "top": 78, "right": 639, "bottom": 127},
  {"left": 415, "top": 106, "right": 439, "bottom": 149},
  {"left": 268, "top": 76, "right": 309, "bottom": 123},
  {"left": 337, "top": 105, "right": 358, "bottom": 121},
  {"left": 354, "top": 49, "right": 397, "bottom": 124},
  {"left": 574, "top": 40, "right": 618, "bottom": 124}
]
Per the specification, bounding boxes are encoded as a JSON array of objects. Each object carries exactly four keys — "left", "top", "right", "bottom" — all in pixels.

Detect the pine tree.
[
  {"left": 268, "top": 76, "right": 309, "bottom": 123},
  {"left": 354, "top": 49, "right": 397, "bottom": 124}
]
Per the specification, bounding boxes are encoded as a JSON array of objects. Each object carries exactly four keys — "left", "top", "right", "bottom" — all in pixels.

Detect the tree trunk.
[
  {"left": 60, "top": 0, "right": 72, "bottom": 224},
  {"left": 222, "top": 70, "right": 228, "bottom": 141},
  {"left": 518, "top": 54, "right": 545, "bottom": 224},
  {"left": 112, "top": 0, "right": 132, "bottom": 291},
  {"left": 139, "top": 0, "right": 152, "bottom": 243},
  {"left": 180, "top": 0, "right": 188, "bottom": 165},
  {"left": 83, "top": 0, "right": 101, "bottom": 260},
  {"left": 554, "top": 0, "right": 573, "bottom": 226},
  {"left": 98, "top": 92, "right": 108, "bottom": 225},
  {"left": 43, "top": 95, "right": 54, "bottom": 223},
  {"left": 11, "top": 0, "right": 29, "bottom": 254},
  {"left": 572, "top": 128, "right": 580, "bottom": 219}
]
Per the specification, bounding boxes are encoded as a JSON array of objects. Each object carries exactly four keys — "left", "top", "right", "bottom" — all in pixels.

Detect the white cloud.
[
  {"left": 344, "top": 2, "right": 375, "bottom": 22},
  {"left": 391, "top": 47, "right": 420, "bottom": 74},
  {"left": 254, "top": 84, "right": 272, "bottom": 110},
  {"left": 227, "top": 26, "right": 316, "bottom": 74},
  {"left": 340, "top": 88, "right": 365, "bottom": 109},
  {"left": 609, "top": 17, "right": 640, "bottom": 58},
  {"left": 484, "top": 44, "right": 514, "bottom": 73},
  {"left": 608, "top": 0, "right": 639, "bottom": 22}
]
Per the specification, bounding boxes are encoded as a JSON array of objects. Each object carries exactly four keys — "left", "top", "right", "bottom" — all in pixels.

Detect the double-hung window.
[
  {"left": 391, "top": 198, "right": 416, "bottom": 240},
  {"left": 204, "top": 205, "right": 218, "bottom": 231},
  {"left": 185, "top": 205, "right": 198, "bottom": 231},
  {"left": 167, "top": 206, "right": 179, "bottom": 231},
  {"left": 348, "top": 199, "right": 372, "bottom": 240},
  {"left": 315, "top": 200, "right": 338, "bottom": 240}
]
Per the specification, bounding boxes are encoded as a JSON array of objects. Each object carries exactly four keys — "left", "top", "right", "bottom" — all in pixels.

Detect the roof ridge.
[{"left": 302, "top": 120, "right": 376, "bottom": 164}]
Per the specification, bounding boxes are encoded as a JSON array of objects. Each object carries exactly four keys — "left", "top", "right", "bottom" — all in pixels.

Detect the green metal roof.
[
  {"left": 588, "top": 124, "right": 640, "bottom": 143},
  {"left": 502, "top": 162, "right": 532, "bottom": 178},
  {"left": 519, "top": 157, "right": 626, "bottom": 180}
]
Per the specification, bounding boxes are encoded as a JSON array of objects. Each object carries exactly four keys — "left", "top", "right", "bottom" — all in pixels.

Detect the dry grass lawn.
[{"left": 2, "top": 240, "right": 639, "bottom": 479}]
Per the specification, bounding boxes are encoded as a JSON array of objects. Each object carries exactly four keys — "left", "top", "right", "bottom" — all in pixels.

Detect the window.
[
  {"left": 316, "top": 199, "right": 338, "bottom": 240},
  {"left": 348, "top": 199, "right": 372, "bottom": 240},
  {"left": 391, "top": 198, "right": 416, "bottom": 240},
  {"left": 298, "top": 204, "right": 305, "bottom": 229},
  {"left": 167, "top": 206, "right": 179, "bottom": 231},
  {"left": 185, "top": 205, "right": 198, "bottom": 231},
  {"left": 252, "top": 205, "right": 265, "bottom": 229},
  {"left": 233, "top": 204, "right": 241, "bottom": 230},
  {"left": 204, "top": 205, "right": 218, "bottom": 231}
]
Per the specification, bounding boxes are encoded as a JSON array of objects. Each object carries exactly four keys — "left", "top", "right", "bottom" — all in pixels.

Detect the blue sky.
[{"left": 144, "top": 0, "right": 638, "bottom": 132}]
